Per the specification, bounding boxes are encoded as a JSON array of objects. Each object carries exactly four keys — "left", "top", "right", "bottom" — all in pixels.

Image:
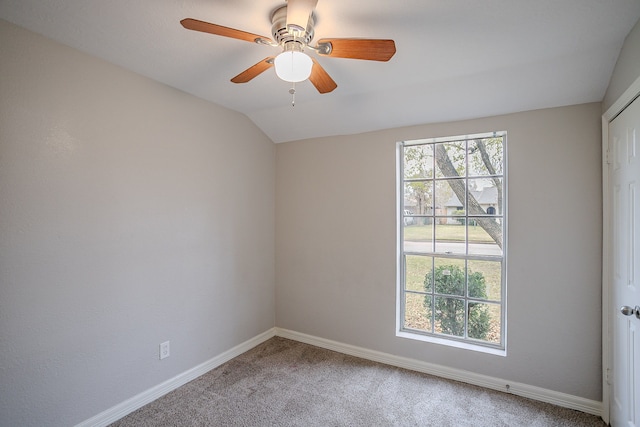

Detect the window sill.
[{"left": 397, "top": 330, "right": 506, "bottom": 357}]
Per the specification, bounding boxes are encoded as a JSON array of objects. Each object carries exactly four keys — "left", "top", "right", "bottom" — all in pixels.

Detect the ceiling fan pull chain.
[{"left": 289, "top": 83, "right": 296, "bottom": 107}]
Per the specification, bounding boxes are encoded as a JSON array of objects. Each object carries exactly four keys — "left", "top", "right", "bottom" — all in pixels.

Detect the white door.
[{"left": 610, "top": 95, "right": 640, "bottom": 427}]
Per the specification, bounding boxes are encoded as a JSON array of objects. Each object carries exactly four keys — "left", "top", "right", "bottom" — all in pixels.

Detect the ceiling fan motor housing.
[{"left": 271, "top": 6, "right": 315, "bottom": 47}]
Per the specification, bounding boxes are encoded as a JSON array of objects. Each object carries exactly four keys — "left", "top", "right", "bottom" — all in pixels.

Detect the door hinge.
[
  {"left": 606, "top": 148, "right": 612, "bottom": 165},
  {"left": 605, "top": 368, "right": 611, "bottom": 385}
]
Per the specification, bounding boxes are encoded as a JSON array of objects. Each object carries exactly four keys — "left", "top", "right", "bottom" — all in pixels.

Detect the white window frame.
[{"left": 396, "top": 131, "right": 507, "bottom": 356}]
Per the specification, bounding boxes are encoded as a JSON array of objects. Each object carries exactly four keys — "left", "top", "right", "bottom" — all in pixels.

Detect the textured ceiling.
[{"left": 1, "top": 0, "right": 640, "bottom": 143}]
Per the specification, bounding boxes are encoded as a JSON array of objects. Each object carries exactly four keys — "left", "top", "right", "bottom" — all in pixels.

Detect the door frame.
[{"left": 601, "top": 75, "right": 640, "bottom": 425}]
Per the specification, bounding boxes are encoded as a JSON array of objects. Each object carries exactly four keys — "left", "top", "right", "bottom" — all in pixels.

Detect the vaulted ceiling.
[{"left": 1, "top": 0, "right": 639, "bottom": 143}]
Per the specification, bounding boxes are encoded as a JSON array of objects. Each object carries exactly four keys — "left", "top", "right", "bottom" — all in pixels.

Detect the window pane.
[
  {"left": 467, "top": 219, "right": 502, "bottom": 256},
  {"left": 433, "top": 258, "right": 465, "bottom": 296},
  {"left": 404, "top": 222, "right": 433, "bottom": 253},
  {"left": 404, "top": 293, "right": 432, "bottom": 332},
  {"left": 404, "top": 145, "right": 434, "bottom": 179},
  {"left": 468, "top": 260, "right": 502, "bottom": 301},
  {"left": 434, "top": 296, "right": 465, "bottom": 337},
  {"left": 435, "top": 222, "right": 465, "bottom": 254},
  {"left": 404, "top": 181, "right": 433, "bottom": 215},
  {"left": 468, "top": 138, "right": 503, "bottom": 177},
  {"left": 468, "top": 302, "right": 501, "bottom": 344},
  {"left": 435, "top": 142, "right": 466, "bottom": 178},
  {"left": 467, "top": 221, "right": 495, "bottom": 243},
  {"left": 467, "top": 178, "right": 502, "bottom": 215},
  {"left": 436, "top": 179, "right": 465, "bottom": 213},
  {"left": 405, "top": 255, "right": 432, "bottom": 292}
]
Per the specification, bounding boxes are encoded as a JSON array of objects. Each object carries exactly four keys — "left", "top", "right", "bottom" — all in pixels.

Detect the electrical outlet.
[{"left": 159, "top": 341, "right": 170, "bottom": 360}]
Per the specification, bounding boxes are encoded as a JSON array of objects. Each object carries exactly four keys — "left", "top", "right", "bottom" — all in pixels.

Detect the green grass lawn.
[{"left": 403, "top": 223, "right": 494, "bottom": 243}]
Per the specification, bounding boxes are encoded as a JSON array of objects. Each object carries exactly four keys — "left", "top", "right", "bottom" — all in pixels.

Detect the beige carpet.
[{"left": 110, "top": 337, "right": 605, "bottom": 426}]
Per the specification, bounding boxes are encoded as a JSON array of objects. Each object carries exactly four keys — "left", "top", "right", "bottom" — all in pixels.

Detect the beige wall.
[
  {"left": 604, "top": 17, "right": 640, "bottom": 110},
  {"left": 276, "top": 103, "right": 603, "bottom": 401},
  {"left": 0, "top": 19, "right": 275, "bottom": 426}
]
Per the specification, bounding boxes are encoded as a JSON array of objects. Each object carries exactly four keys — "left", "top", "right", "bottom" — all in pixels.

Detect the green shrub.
[{"left": 424, "top": 264, "right": 490, "bottom": 340}]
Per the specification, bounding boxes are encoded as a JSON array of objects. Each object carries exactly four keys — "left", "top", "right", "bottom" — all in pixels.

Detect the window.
[{"left": 397, "top": 132, "right": 506, "bottom": 354}]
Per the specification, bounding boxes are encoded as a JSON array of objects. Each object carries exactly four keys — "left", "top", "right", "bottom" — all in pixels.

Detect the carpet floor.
[{"left": 110, "top": 337, "right": 605, "bottom": 426}]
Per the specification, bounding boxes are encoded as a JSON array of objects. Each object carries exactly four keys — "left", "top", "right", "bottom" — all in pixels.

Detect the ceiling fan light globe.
[{"left": 274, "top": 51, "right": 312, "bottom": 83}]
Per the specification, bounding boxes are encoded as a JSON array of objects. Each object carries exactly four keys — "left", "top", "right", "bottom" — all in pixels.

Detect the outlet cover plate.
[{"left": 160, "top": 341, "right": 170, "bottom": 360}]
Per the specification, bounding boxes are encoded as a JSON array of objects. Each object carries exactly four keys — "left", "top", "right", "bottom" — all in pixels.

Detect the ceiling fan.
[{"left": 180, "top": 0, "right": 396, "bottom": 95}]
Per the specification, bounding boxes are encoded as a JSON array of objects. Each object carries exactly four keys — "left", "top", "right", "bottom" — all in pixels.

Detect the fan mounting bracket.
[
  {"left": 255, "top": 37, "right": 278, "bottom": 47},
  {"left": 315, "top": 42, "right": 331, "bottom": 55}
]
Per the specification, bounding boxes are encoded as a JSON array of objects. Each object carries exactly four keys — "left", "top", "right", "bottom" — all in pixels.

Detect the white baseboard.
[
  {"left": 77, "top": 326, "right": 602, "bottom": 426},
  {"left": 75, "top": 328, "right": 276, "bottom": 427},
  {"left": 275, "top": 327, "right": 603, "bottom": 417}
]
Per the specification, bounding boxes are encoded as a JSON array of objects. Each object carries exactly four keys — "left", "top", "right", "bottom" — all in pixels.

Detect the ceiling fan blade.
[
  {"left": 181, "top": 18, "right": 271, "bottom": 44},
  {"left": 231, "top": 57, "right": 275, "bottom": 83},
  {"left": 317, "top": 38, "right": 396, "bottom": 61},
  {"left": 309, "top": 58, "right": 337, "bottom": 94},
  {"left": 286, "top": 0, "right": 318, "bottom": 31}
]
